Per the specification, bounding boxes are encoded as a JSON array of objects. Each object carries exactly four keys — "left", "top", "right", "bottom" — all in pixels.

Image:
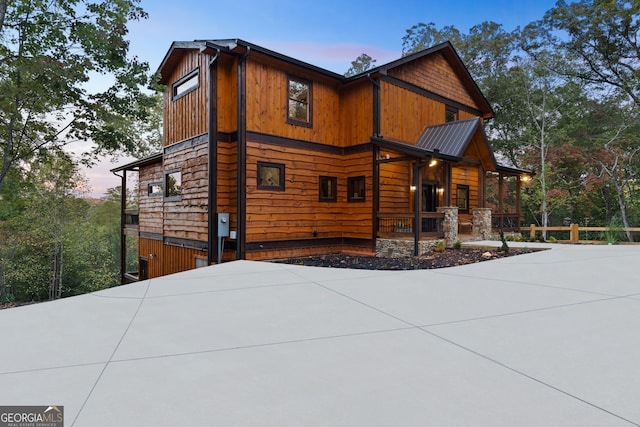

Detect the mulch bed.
[{"left": 275, "top": 247, "right": 538, "bottom": 270}]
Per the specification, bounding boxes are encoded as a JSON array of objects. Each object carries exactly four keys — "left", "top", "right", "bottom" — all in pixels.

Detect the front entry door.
[{"left": 422, "top": 181, "right": 438, "bottom": 232}]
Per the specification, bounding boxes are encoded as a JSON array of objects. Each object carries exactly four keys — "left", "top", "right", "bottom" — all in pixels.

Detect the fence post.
[
  {"left": 530, "top": 224, "right": 536, "bottom": 240},
  {"left": 570, "top": 223, "right": 579, "bottom": 243}
]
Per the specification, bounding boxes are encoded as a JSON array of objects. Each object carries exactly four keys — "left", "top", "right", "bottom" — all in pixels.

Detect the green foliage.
[
  {"left": 345, "top": 53, "right": 377, "bottom": 77},
  {"left": 0, "top": 0, "right": 157, "bottom": 192},
  {"left": 453, "top": 240, "right": 462, "bottom": 250},
  {"left": 498, "top": 230, "right": 510, "bottom": 253},
  {"left": 605, "top": 217, "right": 623, "bottom": 244}
]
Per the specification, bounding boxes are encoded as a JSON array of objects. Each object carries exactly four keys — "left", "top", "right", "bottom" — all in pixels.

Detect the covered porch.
[{"left": 372, "top": 118, "right": 528, "bottom": 256}]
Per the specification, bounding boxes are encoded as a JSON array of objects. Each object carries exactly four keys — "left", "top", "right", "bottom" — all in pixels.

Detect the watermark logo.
[{"left": 0, "top": 406, "right": 63, "bottom": 427}]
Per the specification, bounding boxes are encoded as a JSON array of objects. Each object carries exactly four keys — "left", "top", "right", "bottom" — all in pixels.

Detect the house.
[{"left": 112, "top": 39, "right": 528, "bottom": 282}]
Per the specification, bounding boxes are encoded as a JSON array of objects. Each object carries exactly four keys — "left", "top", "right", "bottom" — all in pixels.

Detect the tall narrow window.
[
  {"left": 165, "top": 169, "right": 182, "bottom": 199},
  {"left": 257, "top": 162, "right": 285, "bottom": 191},
  {"left": 172, "top": 69, "right": 199, "bottom": 100},
  {"left": 348, "top": 176, "right": 366, "bottom": 202},
  {"left": 287, "top": 76, "right": 312, "bottom": 126},
  {"left": 319, "top": 176, "right": 337, "bottom": 202},
  {"left": 456, "top": 184, "right": 469, "bottom": 212}
]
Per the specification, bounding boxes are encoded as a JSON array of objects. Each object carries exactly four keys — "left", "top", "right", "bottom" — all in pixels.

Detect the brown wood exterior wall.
[
  {"left": 339, "top": 81, "right": 374, "bottom": 145},
  {"left": 163, "top": 51, "right": 210, "bottom": 146},
  {"left": 379, "top": 157, "right": 411, "bottom": 212},
  {"left": 138, "top": 162, "right": 164, "bottom": 234},
  {"left": 139, "top": 237, "right": 206, "bottom": 278},
  {"left": 380, "top": 81, "right": 444, "bottom": 143},
  {"left": 452, "top": 165, "right": 479, "bottom": 209},
  {"left": 163, "top": 139, "right": 209, "bottom": 242},
  {"left": 245, "top": 58, "right": 342, "bottom": 146},
  {"left": 245, "top": 140, "right": 373, "bottom": 244},
  {"left": 387, "top": 53, "right": 479, "bottom": 110}
]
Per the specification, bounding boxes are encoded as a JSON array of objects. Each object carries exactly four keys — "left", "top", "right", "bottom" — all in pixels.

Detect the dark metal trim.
[
  {"left": 247, "top": 131, "right": 371, "bottom": 156},
  {"left": 257, "top": 162, "right": 286, "bottom": 191},
  {"left": 140, "top": 232, "right": 163, "bottom": 241},
  {"left": 164, "top": 236, "right": 208, "bottom": 251},
  {"left": 207, "top": 50, "right": 220, "bottom": 265},
  {"left": 245, "top": 237, "right": 372, "bottom": 252},
  {"left": 164, "top": 133, "right": 208, "bottom": 155},
  {"left": 237, "top": 48, "right": 250, "bottom": 259}
]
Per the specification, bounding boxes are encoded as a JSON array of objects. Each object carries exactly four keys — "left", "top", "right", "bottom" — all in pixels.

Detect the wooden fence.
[{"left": 522, "top": 224, "right": 640, "bottom": 243}]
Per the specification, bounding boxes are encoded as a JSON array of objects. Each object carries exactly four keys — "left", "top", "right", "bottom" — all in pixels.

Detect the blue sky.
[{"left": 89, "top": 0, "right": 559, "bottom": 197}]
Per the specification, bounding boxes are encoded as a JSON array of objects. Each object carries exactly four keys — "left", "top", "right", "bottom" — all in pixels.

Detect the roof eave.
[{"left": 110, "top": 152, "right": 163, "bottom": 173}]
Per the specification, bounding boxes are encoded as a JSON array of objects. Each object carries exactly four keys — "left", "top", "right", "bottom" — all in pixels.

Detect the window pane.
[
  {"left": 348, "top": 176, "right": 365, "bottom": 201},
  {"left": 148, "top": 183, "right": 163, "bottom": 196},
  {"left": 173, "top": 72, "right": 198, "bottom": 99},
  {"left": 165, "top": 171, "right": 182, "bottom": 197},
  {"left": 288, "top": 78, "right": 310, "bottom": 122},
  {"left": 319, "top": 176, "right": 336, "bottom": 201},
  {"left": 257, "top": 162, "right": 285, "bottom": 190}
]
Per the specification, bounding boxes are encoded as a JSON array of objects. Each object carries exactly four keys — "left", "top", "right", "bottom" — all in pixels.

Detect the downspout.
[
  {"left": 207, "top": 48, "right": 220, "bottom": 266},
  {"left": 112, "top": 170, "right": 126, "bottom": 284},
  {"left": 413, "top": 161, "right": 429, "bottom": 256},
  {"left": 236, "top": 46, "right": 250, "bottom": 260},
  {"left": 368, "top": 72, "right": 381, "bottom": 253}
]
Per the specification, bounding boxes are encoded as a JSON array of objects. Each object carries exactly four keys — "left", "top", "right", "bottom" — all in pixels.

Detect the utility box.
[{"left": 218, "top": 213, "right": 229, "bottom": 237}]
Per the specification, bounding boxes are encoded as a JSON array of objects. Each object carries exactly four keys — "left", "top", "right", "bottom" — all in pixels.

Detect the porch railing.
[
  {"left": 377, "top": 212, "right": 445, "bottom": 238},
  {"left": 492, "top": 212, "right": 521, "bottom": 231}
]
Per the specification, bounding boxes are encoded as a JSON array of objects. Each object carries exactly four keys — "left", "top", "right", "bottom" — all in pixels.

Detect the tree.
[
  {"left": 0, "top": 0, "right": 158, "bottom": 193},
  {"left": 530, "top": 0, "right": 640, "bottom": 108},
  {"left": 345, "top": 53, "right": 377, "bottom": 77}
]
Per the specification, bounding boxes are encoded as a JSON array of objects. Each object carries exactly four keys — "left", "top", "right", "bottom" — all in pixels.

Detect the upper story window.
[
  {"left": 287, "top": 76, "right": 312, "bottom": 126},
  {"left": 172, "top": 69, "right": 199, "bottom": 100},
  {"left": 445, "top": 106, "right": 458, "bottom": 122},
  {"left": 165, "top": 169, "right": 182, "bottom": 199}
]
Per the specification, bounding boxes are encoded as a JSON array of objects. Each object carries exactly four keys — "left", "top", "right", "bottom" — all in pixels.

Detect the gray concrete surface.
[{"left": 1, "top": 242, "right": 639, "bottom": 426}]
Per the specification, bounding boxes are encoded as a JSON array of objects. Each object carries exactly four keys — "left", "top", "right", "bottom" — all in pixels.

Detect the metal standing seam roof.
[{"left": 416, "top": 117, "right": 483, "bottom": 158}]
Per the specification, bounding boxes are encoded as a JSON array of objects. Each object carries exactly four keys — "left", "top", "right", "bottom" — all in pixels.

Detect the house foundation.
[{"left": 473, "top": 208, "right": 492, "bottom": 240}]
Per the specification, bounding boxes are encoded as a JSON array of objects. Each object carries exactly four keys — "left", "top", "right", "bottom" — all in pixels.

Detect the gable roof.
[
  {"left": 373, "top": 118, "right": 501, "bottom": 171},
  {"left": 155, "top": 39, "right": 493, "bottom": 118}
]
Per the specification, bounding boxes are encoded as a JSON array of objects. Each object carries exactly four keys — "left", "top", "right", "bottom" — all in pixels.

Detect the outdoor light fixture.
[
  {"left": 521, "top": 175, "right": 531, "bottom": 182},
  {"left": 437, "top": 188, "right": 444, "bottom": 194},
  {"left": 410, "top": 185, "right": 417, "bottom": 191},
  {"left": 428, "top": 159, "right": 438, "bottom": 167}
]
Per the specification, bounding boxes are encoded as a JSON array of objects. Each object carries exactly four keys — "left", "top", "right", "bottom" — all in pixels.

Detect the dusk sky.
[{"left": 85, "top": 0, "right": 560, "bottom": 197}]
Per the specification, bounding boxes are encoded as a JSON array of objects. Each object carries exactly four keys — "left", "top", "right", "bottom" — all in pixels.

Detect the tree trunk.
[{"left": 611, "top": 176, "right": 634, "bottom": 242}]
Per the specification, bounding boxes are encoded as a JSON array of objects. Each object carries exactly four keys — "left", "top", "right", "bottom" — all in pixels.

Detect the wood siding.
[
  {"left": 163, "top": 139, "right": 209, "bottom": 241},
  {"left": 138, "top": 162, "right": 164, "bottom": 234},
  {"left": 139, "top": 237, "right": 206, "bottom": 278},
  {"left": 379, "top": 81, "right": 444, "bottom": 143},
  {"left": 339, "top": 80, "right": 374, "bottom": 145},
  {"left": 452, "top": 165, "right": 480, "bottom": 209},
  {"left": 245, "top": 58, "right": 341, "bottom": 146},
  {"left": 245, "top": 140, "right": 373, "bottom": 244},
  {"left": 163, "top": 51, "right": 210, "bottom": 146},
  {"left": 387, "top": 53, "right": 479, "bottom": 110}
]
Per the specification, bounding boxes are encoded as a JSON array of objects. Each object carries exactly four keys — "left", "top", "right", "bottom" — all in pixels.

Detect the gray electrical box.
[{"left": 218, "top": 213, "right": 230, "bottom": 237}]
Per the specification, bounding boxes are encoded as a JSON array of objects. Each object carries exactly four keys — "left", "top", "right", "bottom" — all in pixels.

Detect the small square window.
[
  {"left": 172, "top": 69, "right": 199, "bottom": 100},
  {"left": 445, "top": 106, "right": 458, "bottom": 122},
  {"left": 148, "top": 182, "right": 163, "bottom": 197},
  {"left": 257, "top": 162, "right": 285, "bottom": 191},
  {"left": 456, "top": 184, "right": 469, "bottom": 212},
  {"left": 287, "top": 76, "right": 312, "bottom": 126},
  {"left": 165, "top": 170, "right": 182, "bottom": 198},
  {"left": 348, "top": 176, "right": 366, "bottom": 202},
  {"left": 319, "top": 176, "right": 337, "bottom": 202}
]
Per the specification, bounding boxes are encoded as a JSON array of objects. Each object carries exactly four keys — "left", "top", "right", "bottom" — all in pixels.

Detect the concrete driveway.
[{"left": 1, "top": 243, "right": 639, "bottom": 426}]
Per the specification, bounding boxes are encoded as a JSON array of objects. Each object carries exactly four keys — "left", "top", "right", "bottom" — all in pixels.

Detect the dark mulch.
[{"left": 275, "top": 247, "right": 539, "bottom": 270}]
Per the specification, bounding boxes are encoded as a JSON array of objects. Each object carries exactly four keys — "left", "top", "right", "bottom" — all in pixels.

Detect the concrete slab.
[{"left": 1, "top": 244, "right": 639, "bottom": 426}]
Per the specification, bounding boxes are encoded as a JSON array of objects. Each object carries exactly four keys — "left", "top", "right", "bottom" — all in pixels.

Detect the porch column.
[
  {"left": 437, "top": 206, "right": 458, "bottom": 247},
  {"left": 472, "top": 208, "right": 492, "bottom": 240}
]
